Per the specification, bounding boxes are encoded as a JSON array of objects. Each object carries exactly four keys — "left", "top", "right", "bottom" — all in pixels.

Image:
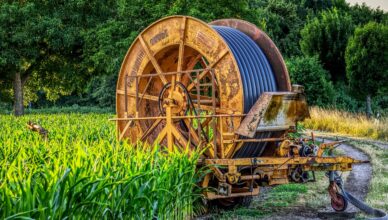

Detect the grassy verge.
[
  {"left": 0, "top": 113, "right": 201, "bottom": 219},
  {"left": 347, "top": 141, "right": 388, "bottom": 211},
  {"left": 303, "top": 107, "right": 388, "bottom": 141}
]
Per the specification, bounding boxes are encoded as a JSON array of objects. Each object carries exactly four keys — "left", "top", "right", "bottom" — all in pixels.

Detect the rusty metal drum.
[{"left": 116, "top": 16, "right": 291, "bottom": 159}]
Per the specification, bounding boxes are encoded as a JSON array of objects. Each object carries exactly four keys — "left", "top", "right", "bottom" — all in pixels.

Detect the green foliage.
[
  {"left": 0, "top": 113, "right": 201, "bottom": 219},
  {"left": 302, "top": 0, "right": 349, "bottom": 12},
  {"left": 286, "top": 56, "right": 335, "bottom": 106},
  {"left": 0, "top": 1, "right": 117, "bottom": 113},
  {"left": 23, "top": 106, "right": 114, "bottom": 114},
  {"left": 0, "top": 102, "right": 11, "bottom": 114},
  {"left": 216, "top": 183, "right": 308, "bottom": 219},
  {"left": 348, "top": 3, "right": 388, "bottom": 26},
  {"left": 172, "top": 0, "right": 251, "bottom": 22},
  {"left": 372, "top": 93, "right": 388, "bottom": 116},
  {"left": 250, "top": 0, "right": 303, "bottom": 57},
  {"left": 82, "top": 0, "right": 252, "bottom": 77},
  {"left": 345, "top": 22, "right": 388, "bottom": 100},
  {"left": 300, "top": 8, "right": 355, "bottom": 81},
  {"left": 288, "top": 122, "right": 306, "bottom": 139},
  {"left": 84, "top": 74, "right": 117, "bottom": 108},
  {"left": 332, "top": 83, "right": 363, "bottom": 112}
]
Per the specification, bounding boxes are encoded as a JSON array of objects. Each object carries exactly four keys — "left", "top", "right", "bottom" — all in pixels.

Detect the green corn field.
[{"left": 0, "top": 113, "right": 202, "bottom": 219}]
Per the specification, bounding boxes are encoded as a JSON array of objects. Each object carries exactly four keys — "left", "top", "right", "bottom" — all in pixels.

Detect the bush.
[
  {"left": 83, "top": 74, "right": 116, "bottom": 108},
  {"left": 300, "top": 8, "right": 354, "bottom": 81},
  {"left": 331, "top": 82, "right": 363, "bottom": 112},
  {"left": 28, "top": 74, "right": 117, "bottom": 109},
  {"left": 286, "top": 56, "right": 335, "bottom": 106},
  {"left": 0, "top": 102, "right": 11, "bottom": 114}
]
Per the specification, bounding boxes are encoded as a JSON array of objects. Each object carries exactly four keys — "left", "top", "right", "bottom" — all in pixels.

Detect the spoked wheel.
[
  {"left": 331, "top": 192, "right": 348, "bottom": 212},
  {"left": 116, "top": 16, "right": 243, "bottom": 158}
]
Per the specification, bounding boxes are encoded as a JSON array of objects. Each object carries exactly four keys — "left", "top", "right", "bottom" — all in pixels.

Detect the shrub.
[
  {"left": 286, "top": 56, "right": 335, "bottom": 106},
  {"left": 300, "top": 8, "right": 354, "bottom": 81}
]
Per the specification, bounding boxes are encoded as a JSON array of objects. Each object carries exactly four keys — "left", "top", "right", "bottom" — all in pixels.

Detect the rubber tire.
[
  {"left": 331, "top": 193, "right": 348, "bottom": 212},
  {"left": 213, "top": 196, "right": 253, "bottom": 210}
]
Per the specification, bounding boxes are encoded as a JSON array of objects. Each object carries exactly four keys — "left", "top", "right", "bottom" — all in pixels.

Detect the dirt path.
[
  {"left": 337, "top": 142, "right": 372, "bottom": 212},
  {"left": 261, "top": 140, "right": 372, "bottom": 219}
]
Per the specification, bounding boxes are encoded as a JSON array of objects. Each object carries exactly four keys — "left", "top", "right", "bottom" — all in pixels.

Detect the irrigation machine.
[{"left": 112, "top": 16, "right": 371, "bottom": 212}]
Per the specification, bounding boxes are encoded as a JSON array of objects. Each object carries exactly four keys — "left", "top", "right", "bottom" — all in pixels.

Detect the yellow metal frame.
[{"left": 113, "top": 15, "right": 366, "bottom": 200}]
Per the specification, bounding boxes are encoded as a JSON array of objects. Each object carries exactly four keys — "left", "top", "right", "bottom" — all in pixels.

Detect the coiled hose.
[{"left": 212, "top": 26, "right": 277, "bottom": 158}]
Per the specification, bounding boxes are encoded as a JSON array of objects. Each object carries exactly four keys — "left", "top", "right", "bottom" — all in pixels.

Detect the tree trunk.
[
  {"left": 13, "top": 72, "right": 24, "bottom": 116},
  {"left": 366, "top": 95, "right": 372, "bottom": 119}
]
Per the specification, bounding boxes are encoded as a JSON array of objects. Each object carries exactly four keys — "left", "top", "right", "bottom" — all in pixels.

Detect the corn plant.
[{"left": 0, "top": 113, "right": 202, "bottom": 219}]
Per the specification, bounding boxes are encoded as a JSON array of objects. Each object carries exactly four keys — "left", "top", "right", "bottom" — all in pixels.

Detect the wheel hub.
[{"left": 158, "top": 82, "right": 189, "bottom": 116}]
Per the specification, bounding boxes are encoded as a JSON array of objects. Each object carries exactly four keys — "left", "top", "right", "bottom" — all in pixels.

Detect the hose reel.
[
  {"left": 114, "top": 16, "right": 365, "bottom": 210},
  {"left": 115, "top": 16, "right": 291, "bottom": 158}
]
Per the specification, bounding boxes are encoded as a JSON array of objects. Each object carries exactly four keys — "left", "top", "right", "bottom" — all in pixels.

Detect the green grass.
[
  {"left": 261, "top": 184, "right": 308, "bottom": 208},
  {"left": 0, "top": 113, "right": 201, "bottom": 219},
  {"left": 215, "top": 184, "right": 308, "bottom": 219}
]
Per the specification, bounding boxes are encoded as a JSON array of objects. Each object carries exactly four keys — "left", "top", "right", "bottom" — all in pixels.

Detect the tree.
[
  {"left": 82, "top": 0, "right": 253, "bottom": 84},
  {"left": 247, "top": 0, "right": 303, "bottom": 57},
  {"left": 82, "top": 0, "right": 173, "bottom": 78},
  {"left": 286, "top": 56, "right": 335, "bottom": 106},
  {"left": 0, "top": 2, "right": 41, "bottom": 115},
  {"left": 0, "top": 1, "right": 114, "bottom": 115},
  {"left": 172, "top": 0, "right": 251, "bottom": 22},
  {"left": 300, "top": 8, "right": 354, "bottom": 81},
  {"left": 345, "top": 22, "right": 388, "bottom": 118},
  {"left": 348, "top": 3, "right": 387, "bottom": 26},
  {"left": 301, "top": 0, "right": 349, "bottom": 12}
]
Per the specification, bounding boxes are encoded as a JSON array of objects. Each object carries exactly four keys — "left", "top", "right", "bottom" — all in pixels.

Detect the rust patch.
[
  {"left": 150, "top": 29, "right": 168, "bottom": 45},
  {"left": 196, "top": 31, "right": 216, "bottom": 49},
  {"left": 227, "top": 63, "right": 239, "bottom": 99},
  {"left": 286, "top": 94, "right": 309, "bottom": 121},
  {"left": 236, "top": 93, "right": 271, "bottom": 137},
  {"left": 264, "top": 96, "right": 282, "bottom": 122}
]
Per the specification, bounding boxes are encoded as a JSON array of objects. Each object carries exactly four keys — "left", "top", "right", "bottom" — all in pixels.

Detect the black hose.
[
  {"left": 333, "top": 171, "right": 388, "bottom": 219},
  {"left": 342, "top": 190, "right": 387, "bottom": 220},
  {"left": 212, "top": 26, "right": 277, "bottom": 158}
]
